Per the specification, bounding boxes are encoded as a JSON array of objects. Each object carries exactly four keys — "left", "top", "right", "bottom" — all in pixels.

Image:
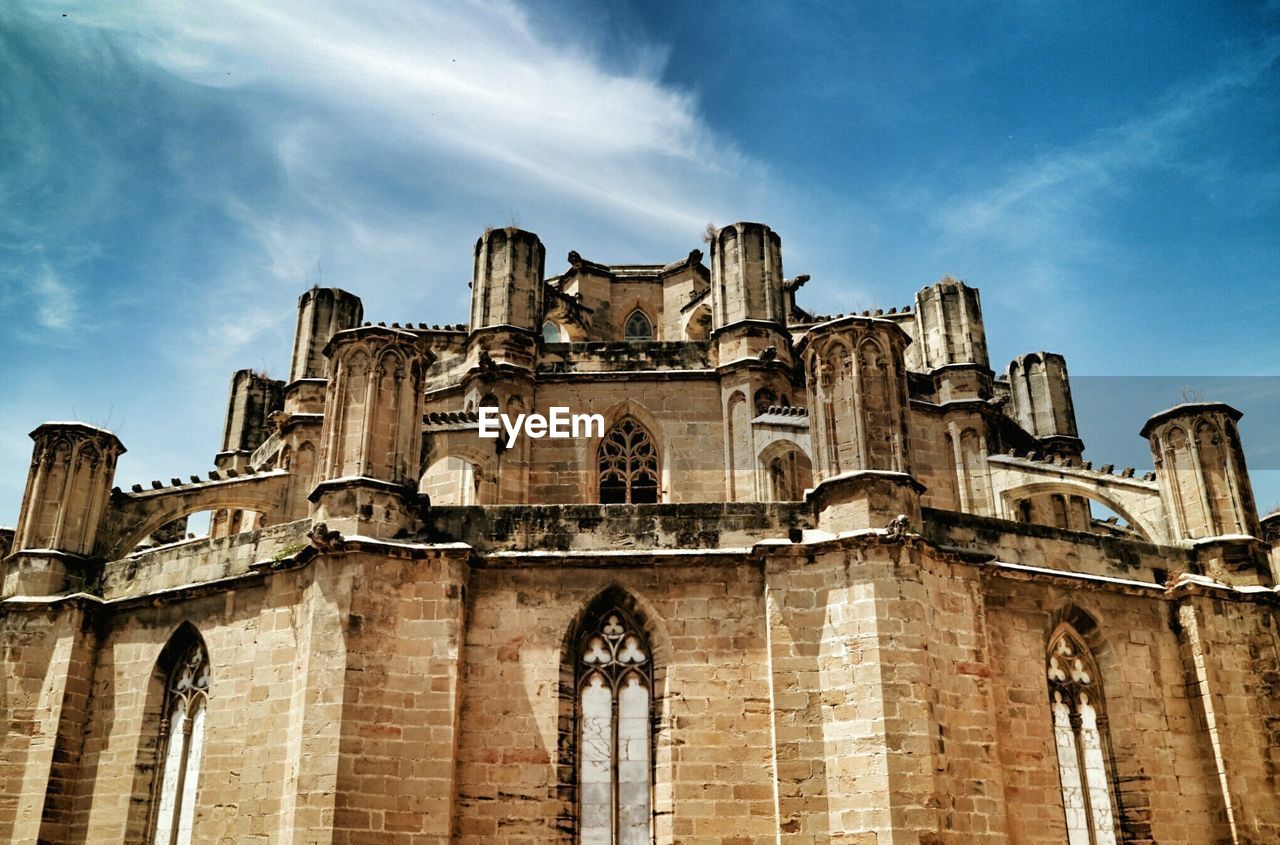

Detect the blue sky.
[{"left": 1, "top": 1, "right": 1278, "bottom": 525}]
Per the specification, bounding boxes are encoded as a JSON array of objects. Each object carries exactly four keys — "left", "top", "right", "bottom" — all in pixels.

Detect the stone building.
[{"left": 2, "top": 222, "right": 1279, "bottom": 844}]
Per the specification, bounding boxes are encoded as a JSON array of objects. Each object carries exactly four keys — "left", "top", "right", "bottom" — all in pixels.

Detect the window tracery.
[
  {"left": 623, "top": 310, "right": 653, "bottom": 341},
  {"left": 598, "top": 418, "right": 659, "bottom": 504},
  {"left": 576, "top": 607, "right": 653, "bottom": 845},
  {"left": 1047, "top": 629, "right": 1118, "bottom": 845},
  {"left": 152, "top": 639, "right": 210, "bottom": 845}
]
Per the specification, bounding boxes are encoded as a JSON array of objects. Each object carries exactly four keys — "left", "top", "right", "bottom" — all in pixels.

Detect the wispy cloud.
[
  {"left": 31, "top": 263, "right": 76, "bottom": 330},
  {"left": 35, "top": 0, "right": 753, "bottom": 245},
  {"left": 936, "top": 39, "right": 1280, "bottom": 243},
  {"left": 5, "top": 0, "right": 778, "bottom": 409}
]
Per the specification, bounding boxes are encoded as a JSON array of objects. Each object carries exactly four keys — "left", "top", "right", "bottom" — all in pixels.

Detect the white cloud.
[{"left": 37, "top": 0, "right": 752, "bottom": 242}]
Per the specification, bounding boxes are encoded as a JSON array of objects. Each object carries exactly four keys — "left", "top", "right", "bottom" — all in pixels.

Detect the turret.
[
  {"left": 285, "top": 288, "right": 364, "bottom": 419},
  {"left": 709, "top": 222, "right": 785, "bottom": 329},
  {"left": 310, "top": 326, "right": 434, "bottom": 537},
  {"left": 803, "top": 318, "right": 913, "bottom": 478},
  {"left": 1142, "top": 403, "right": 1260, "bottom": 541},
  {"left": 912, "top": 277, "right": 988, "bottom": 370},
  {"left": 462, "top": 228, "right": 546, "bottom": 501},
  {"left": 219, "top": 369, "right": 284, "bottom": 456},
  {"left": 470, "top": 227, "right": 546, "bottom": 333},
  {"left": 289, "top": 287, "right": 364, "bottom": 383},
  {"left": 708, "top": 224, "right": 795, "bottom": 500},
  {"left": 907, "top": 277, "right": 992, "bottom": 403},
  {"left": 799, "top": 317, "right": 922, "bottom": 531},
  {"left": 4, "top": 423, "right": 125, "bottom": 595},
  {"left": 1007, "top": 352, "right": 1083, "bottom": 459}
]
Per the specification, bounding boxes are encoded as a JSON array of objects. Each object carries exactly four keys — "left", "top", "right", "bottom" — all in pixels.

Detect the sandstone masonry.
[{"left": 2, "top": 222, "right": 1279, "bottom": 844}]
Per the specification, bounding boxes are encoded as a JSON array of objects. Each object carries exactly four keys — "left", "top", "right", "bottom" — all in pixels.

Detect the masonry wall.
[
  {"left": 4, "top": 528, "right": 1280, "bottom": 843},
  {"left": 0, "top": 544, "right": 470, "bottom": 845},
  {"left": 1173, "top": 591, "right": 1280, "bottom": 842},
  {"left": 763, "top": 540, "right": 940, "bottom": 843},
  {"left": 525, "top": 377, "right": 728, "bottom": 503},
  {"left": 983, "top": 579, "right": 1238, "bottom": 844},
  {"left": 0, "top": 602, "right": 96, "bottom": 843},
  {"left": 452, "top": 558, "right": 779, "bottom": 843},
  {"left": 61, "top": 570, "right": 329, "bottom": 843},
  {"left": 333, "top": 549, "right": 469, "bottom": 844}
]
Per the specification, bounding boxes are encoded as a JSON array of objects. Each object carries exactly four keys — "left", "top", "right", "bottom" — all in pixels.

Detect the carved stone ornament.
[{"left": 307, "top": 521, "right": 346, "bottom": 551}]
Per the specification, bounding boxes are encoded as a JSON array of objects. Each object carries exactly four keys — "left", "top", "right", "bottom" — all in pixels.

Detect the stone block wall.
[
  {"left": 3, "top": 523, "right": 1280, "bottom": 842},
  {"left": 523, "top": 379, "right": 729, "bottom": 504},
  {"left": 451, "top": 559, "right": 779, "bottom": 843},
  {"left": 984, "top": 580, "right": 1236, "bottom": 844}
]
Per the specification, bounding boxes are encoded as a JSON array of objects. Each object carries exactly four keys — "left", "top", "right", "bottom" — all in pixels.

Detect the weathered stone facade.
[{"left": 2, "top": 223, "right": 1278, "bottom": 843}]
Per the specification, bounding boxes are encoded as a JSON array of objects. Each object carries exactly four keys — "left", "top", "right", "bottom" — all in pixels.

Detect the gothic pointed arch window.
[
  {"left": 598, "top": 417, "right": 659, "bottom": 504},
  {"left": 1047, "top": 627, "right": 1119, "bottom": 845},
  {"left": 623, "top": 309, "right": 653, "bottom": 341},
  {"left": 576, "top": 605, "right": 653, "bottom": 844},
  {"left": 151, "top": 637, "right": 210, "bottom": 845},
  {"left": 543, "top": 320, "right": 566, "bottom": 343}
]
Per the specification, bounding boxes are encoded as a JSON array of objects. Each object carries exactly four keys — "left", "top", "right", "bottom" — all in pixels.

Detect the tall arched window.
[
  {"left": 1047, "top": 628, "right": 1119, "bottom": 845},
  {"left": 152, "top": 638, "right": 210, "bottom": 845},
  {"left": 576, "top": 605, "right": 653, "bottom": 844},
  {"left": 598, "top": 418, "right": 659, "bottom": 504},
  {"left": 623, "top": 310, "right": 653, "bottom": 341}
]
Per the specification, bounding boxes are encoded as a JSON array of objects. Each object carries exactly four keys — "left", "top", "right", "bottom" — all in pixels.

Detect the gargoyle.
[
  {"left": 308, "top": 522, "right": 346, "bottom": 552},
  {"left": 784, "top": 273, "right": 811, "bottom": 292},
  {"left": 885, "top": 513, "right": 911, "bottom": 540},
  {"left": 478, "top": 349, "right": 498, "bottom": 377}
]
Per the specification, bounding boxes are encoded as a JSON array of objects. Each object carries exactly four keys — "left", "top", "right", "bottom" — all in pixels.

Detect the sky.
[{"left": 1, "top": 0, "right": 1278, "bottom": 526}]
